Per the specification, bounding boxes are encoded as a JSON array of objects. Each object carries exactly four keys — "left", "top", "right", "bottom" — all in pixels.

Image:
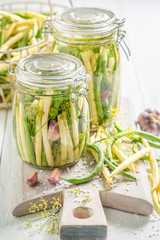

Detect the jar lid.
[
  {"left": 14, "top": 53, "right": 86, "bottom": 91},
  {"left": 52, "top": 7, "right": 121, "bottom": 42},
  {"left": 56, "top": 8, "right": 114, "bottom": 29}
]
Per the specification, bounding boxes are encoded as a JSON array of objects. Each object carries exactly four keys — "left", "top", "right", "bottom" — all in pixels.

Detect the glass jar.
[
  {"left": 42, "top": 8, "right": 126, "bottom": 126},
  {"left": 10, "top": 53, "right": 91, "bottom": 168}
]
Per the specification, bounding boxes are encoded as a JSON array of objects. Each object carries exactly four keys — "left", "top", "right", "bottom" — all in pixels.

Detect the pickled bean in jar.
[
  {"left": 45, "top": 8, "right": 124, "bottom": 126},
  {"left": 11, "top": 53, "right": 90, "bottom": 168}
]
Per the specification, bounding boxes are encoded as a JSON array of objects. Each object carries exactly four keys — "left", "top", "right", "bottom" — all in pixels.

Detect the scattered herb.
[
  {"left": 82, "top": 194, "right": 91, "bottom": 203},
  {"left": 71, "top": 188, "right": 80, "bottom": 196},
  {"left": 25, "top": 197, "right": 61, "bottom": 235}
]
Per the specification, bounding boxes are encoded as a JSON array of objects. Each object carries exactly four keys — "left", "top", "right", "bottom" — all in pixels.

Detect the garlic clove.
[
  {"left": 48, "top": 168, "right": 61, "bottom": 184},
  {"left": 137, "top": 109, "right": 160, "bottom": 136},
  {"left": 101, "top": 90, "right": 112, "bottom": 104},
  {"left": 27, "top": 172, "right": 38, "bottom": 186},
  {"left": 48, "top": 120, "right": 60, "bottom": 141}
]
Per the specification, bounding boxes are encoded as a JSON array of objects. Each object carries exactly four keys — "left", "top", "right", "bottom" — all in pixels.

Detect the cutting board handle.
[{"left": 60, "top": 190, "right": 107, "bottom": 240}]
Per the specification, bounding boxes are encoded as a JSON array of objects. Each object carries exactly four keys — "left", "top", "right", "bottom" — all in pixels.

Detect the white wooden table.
[{"left": 0, "top": 0, "right": 160, "bottom": 239}]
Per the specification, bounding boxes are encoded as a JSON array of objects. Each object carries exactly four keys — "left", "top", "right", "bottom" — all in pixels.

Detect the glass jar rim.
[
  {"left": 55, "top": 8, "right": 116, "bottom": 30},
  {"left": 51, "top": 7, "right": 122, "bottom": 43},
  {"left": 12, "top": 53, "right": 88, "bottom": 91}
]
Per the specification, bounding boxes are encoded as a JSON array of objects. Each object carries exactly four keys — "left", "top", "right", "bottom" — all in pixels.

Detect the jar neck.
[
  {"left": 15, "top": 73, "right": 89, "bottom": 96},
  {"left": 53, "top": 28, "right": 118, "bottom": 45}
]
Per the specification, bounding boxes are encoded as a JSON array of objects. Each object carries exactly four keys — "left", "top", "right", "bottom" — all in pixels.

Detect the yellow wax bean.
[{"left": 110, "top": 147, "right": 151, "bottom": 178}]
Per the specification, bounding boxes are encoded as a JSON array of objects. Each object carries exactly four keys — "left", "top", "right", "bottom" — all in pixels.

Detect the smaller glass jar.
[{"left": 10, "top": 53, "right": 91, "bottom": 168}]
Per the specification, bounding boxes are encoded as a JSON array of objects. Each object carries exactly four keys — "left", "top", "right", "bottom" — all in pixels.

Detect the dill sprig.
[{"left": 24, "top": 197, "right": 61, "bottom": 235}]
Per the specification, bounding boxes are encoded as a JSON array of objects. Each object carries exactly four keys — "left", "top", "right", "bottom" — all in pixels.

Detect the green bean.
[
  {"left": 41, "top": 12, "right": 52, "bottom": 16},
  {"left": 134, "top": 151, "right": 160, "bottom": 162},
  {"left": 22, "top": 100, "right": 36, "bottom": 165},
  {"left": 112, "top": 161, "right": 130, "bottom": 171},
  {"left": 112, "top": 131, "right": 130, "bottom": 144},
  {"left": 101, "top": 52, "right": 110, "bottom": 89},
  {"left": 42, "top": 144, "right": 48, "bottom": 167},
  {"left": 13, "top": 115, "right": 20, "bottom": 156},
  {"left": 50, "top": 40, "right": 56, "bottom": 52},
  {"left": 115, "top": 122, "right": 160, "bottom": 148},
  {"left": 106, "top": 43, "right": 118, "bottom": 118},
  {"left": 0, "top": 70, "right": 8, "bottom": 75},
  {"left": 36, "top": 29, "right": 43, "bottom": 40},
  {"left": 0, "top": 18, "right": 5, "bottom": 47},
  {"left": 132, "top": 146, "right": 160, "bottom": 162},
  {"left": 141, "top": 156, "right": 160, "bottom": 162},
  {"left": 0, "top": 77, "right": 8, "bottom": 83},
  {"left": 103, "top": 157, "right": 136, "bottom": 180},
  {"left": 133, "top": 131, "right": 160, "bottom": 143},
  {"left": 94, "top": 54, "right": 104, "bottom": 122},
  {"left": 114, "top": 122, "right": 123, "bottom": 132},
  {"left": 106, "top": 143, "right": 114, "bottom": 162},
  {"left": 12, "top": 12, "right": 31, "bottom": 19},
  {"left": 102, "top": 56, "right": 110, "bottom": 121},
  {"left": 133, "top": 137, "right": 160, "bottom": 149},
  {"left": 113, "top": 130, "right": 160, "bottom": 149},
  {"left": 17, "top": 33, "right": 28, "bottom": 48},
  {"left": 94, "top": 138, "right": 108, "bottom": 144},
  {"left": 5, "top": 93, "right": 11, "bottom": 103},
  {"left": 61, "top": 143, "right": 104, "bottom": 184}
]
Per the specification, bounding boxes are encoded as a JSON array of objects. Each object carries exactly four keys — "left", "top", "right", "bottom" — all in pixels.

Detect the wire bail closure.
[
  {"left": 115, "top": 18, "right": 131, "bottom": 60},
  {"left": 8, "top": 62, "right": 18, "bottom": 75},
  {"left": 41, "top": 19, "right": 54, "bottom": 34},
  {"left": 71, "top": 74, "right": 94, "bottom": 123},
  {"left": 41, "top": 17, "right": 131, "bottom": 60}
]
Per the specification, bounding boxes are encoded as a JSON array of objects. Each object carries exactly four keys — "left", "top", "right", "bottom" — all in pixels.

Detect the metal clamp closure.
[
  {"left": 114, "top": 18, "right": 126, "bottom": 28},
  {"left": 8, "top": 62, "right": 18, "bottom": 75},
  {"left": 41, "top": 20, "right": 54, "bottom": 34},
  {"left": 115, "top": 18, "right": 131, "bottom": 60}
]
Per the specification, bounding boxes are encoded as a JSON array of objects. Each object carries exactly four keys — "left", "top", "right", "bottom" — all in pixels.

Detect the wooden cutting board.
[{"left": 11, "top": 98, "right": 153, "bottom": 240}]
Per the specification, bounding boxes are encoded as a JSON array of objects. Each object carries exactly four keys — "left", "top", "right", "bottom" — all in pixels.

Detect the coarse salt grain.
[{"left": 90, "top": 161, "right": 94, "bottom": 166}]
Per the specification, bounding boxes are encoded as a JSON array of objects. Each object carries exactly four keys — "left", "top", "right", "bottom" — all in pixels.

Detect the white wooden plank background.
[{"left": 1, "top": 0, "right": 160, "bottom": 239}]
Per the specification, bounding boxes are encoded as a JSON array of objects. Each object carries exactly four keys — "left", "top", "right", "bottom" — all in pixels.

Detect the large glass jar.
[
  {"left": 43, "top": 8, "right": 125, "bottom": 126},
  {"left": 10, "top": 53, "right": 91, "bottom": 168}
]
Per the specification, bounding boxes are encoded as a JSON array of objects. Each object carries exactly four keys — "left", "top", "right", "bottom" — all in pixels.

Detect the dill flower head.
[{"left": 25, "top": 197, "right": 61, "bottom": 235}]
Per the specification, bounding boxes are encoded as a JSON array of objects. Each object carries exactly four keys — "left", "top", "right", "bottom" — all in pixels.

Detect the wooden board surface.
[
  {"left": 1, "top": 1, "right": 160, "bottom": 239},
  {"left": 11, "top": 98, "right": 153, "bottom": 218}
]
